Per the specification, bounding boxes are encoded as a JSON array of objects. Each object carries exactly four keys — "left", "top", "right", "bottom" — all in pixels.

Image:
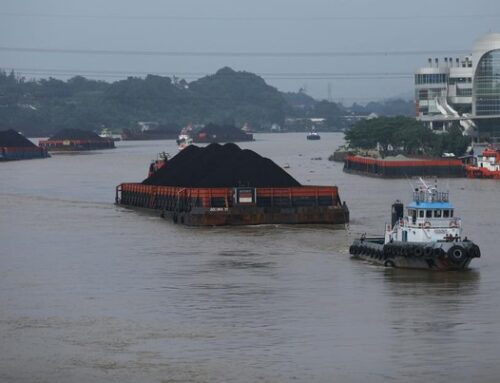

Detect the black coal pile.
[
  {"left": 49, "top": 129, "right": 104, "bottom": 140},
  {"left": 0, "top": 129, "right": 38, "bottom": 147},
  {"left": 143, "top": 143, "right": 301, "bottom": 188}
]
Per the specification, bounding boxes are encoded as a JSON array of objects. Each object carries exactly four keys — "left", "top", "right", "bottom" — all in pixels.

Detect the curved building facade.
[
  {"left": 415, "top": 33, "right": 500, "bottom": 137},
  {"left": 472, "top": 33, "right": 500, "bottom": 116}
]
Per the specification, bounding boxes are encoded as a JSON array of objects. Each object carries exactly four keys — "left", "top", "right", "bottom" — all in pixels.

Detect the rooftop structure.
[{"left": 415, "top": 33, "right": 500, "bottom": 138}]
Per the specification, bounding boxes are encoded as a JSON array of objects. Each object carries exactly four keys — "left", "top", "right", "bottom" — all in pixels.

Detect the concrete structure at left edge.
[{"left": 414, "top": 33, "right": 500, "bottom": 139}]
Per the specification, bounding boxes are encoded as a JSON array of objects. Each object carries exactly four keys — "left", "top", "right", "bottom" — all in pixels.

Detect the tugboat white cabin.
[{"left": 385, "top": 187, "right": 461, "bottom": 244}]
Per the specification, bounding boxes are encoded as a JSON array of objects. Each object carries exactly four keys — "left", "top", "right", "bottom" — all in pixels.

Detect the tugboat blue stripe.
[{"left": 407, "top": 202, "right": 454, "bottom": 209}]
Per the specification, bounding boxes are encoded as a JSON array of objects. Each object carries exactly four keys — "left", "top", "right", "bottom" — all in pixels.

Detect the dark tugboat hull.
[{"left": 349, "top": 238, "right": 480, "bottom": 271}]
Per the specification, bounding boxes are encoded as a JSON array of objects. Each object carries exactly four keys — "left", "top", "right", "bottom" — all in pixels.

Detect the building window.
[
  {"left": 457, "top": 88, "right": 472, "bottom": 97},
  {"left": 418, "top": 89, "right": 429, "bottom": 99},
  {"left": 474, "top": 49, "right": 500, "bottom": 116}
]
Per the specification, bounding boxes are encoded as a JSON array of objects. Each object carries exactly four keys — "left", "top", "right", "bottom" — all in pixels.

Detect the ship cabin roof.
[
  {"left": 406, "top": 201, "right": 456, "bottom": 222},
  {"left": 407, "top": 201, "right": 454, "bottom": 210}
]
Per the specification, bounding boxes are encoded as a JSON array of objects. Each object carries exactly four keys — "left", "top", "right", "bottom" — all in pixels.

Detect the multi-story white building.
[{"left": 415, "top": 33, "right": 500, "bottom": 138}]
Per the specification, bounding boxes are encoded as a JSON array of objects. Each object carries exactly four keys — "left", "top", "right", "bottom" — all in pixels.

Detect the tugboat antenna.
[
  {"left": 418, "top": 177, "right": 429, "bottom": 190},
  {"left": 405, "top": 176, "right": 414, "bottom": 192}
]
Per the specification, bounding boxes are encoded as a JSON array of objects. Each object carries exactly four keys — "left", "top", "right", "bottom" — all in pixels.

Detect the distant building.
[
  {"left": 138, "top": 121, "right": 159, "bottom": 132},
  {"left": 415, "top": 33, "right": 500, "bottom": 138},
  {"left": 284, "top": 117, "right": 327, "bottom": 131}
]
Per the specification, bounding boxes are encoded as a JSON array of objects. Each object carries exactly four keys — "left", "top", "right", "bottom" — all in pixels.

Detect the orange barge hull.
[
  {"left": 116, "top": 183, "right": 349, "bottom": 226},
  {"left": 344, "top": 155, "right": 465, "bottom": 178}
]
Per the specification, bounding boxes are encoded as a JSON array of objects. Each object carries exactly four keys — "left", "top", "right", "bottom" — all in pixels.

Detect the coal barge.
[
  {"left": 39, "top": 129, "right": 115, "bottom": 151},
  {"left": 192, "top": 124, "right": 254, "bottom": 143},
  {"left": 116, "top": 143, "right": 349, "bottom": 226},
  {"left": 0, "top": 129, "right": 49, "bottom": 161},
  {"left": 349, "top": 179, "right": 480, "bottom": 271}
]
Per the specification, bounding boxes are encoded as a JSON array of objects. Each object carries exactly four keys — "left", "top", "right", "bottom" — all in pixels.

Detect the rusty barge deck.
[{"left": 116, "top": 183, "right": 349, "bottom": 226}]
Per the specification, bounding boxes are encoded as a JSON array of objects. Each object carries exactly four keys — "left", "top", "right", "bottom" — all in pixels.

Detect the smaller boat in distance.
[
  {"left": 176, "top": 125, "right": 194, "bottom": 150},
  {"left": 99, "top": 128, "right": 121, "bottom": 141},
  {"left": 465, "top": 146, "right": 500, "bottom": 179},
  {"left": 349, "top": 178, "right": 480, "bottom": 271},
  {"left": 148, "top": 152, "right": 169, "bottom": 177},
  {"left": 306, "top": 131, "right": 321, "bottom": 140}
]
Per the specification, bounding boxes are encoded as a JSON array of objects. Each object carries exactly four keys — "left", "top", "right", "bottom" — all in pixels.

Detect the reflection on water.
[{"left": 382, "top": 268, "right": 481, "bottom": 295}]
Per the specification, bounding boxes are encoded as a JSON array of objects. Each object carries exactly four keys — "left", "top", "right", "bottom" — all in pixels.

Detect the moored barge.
[{"left": 344, "top": 155, "right": 465, "bottom": 178}]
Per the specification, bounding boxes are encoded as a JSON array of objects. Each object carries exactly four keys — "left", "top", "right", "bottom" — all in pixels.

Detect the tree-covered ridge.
[
  {"left": 345, "top": 116, "right": 471, "bottom": 157},
  {"left": 0, "top": 68, "right": 288, "bottom": 136},
  {"left": 0, "top": 68, "right": 415, "bottom": 136},
  {"left": 349, "top": 99, "right": 415, "bottom": 117}
]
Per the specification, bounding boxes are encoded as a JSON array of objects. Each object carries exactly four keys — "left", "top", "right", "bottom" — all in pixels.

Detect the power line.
[
  {"left": 3, "top": 67, "right": 414, "bottom": 80},
  {"left": 1, "top": 12, "right": 499, "bottom": 21},
  {"left": 0, "top": 46, "right": 468, "bottom": 58},
  {"left": 1, "top": 67, "right": 414, "bottom": 76}
]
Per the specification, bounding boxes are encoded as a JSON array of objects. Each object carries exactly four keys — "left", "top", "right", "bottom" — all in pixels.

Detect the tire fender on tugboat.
[
  {"left": 424, "top": 247, "right": 433, "bottom": 257},
  {"left": 448, "top": 245, "right": 466, "bottom": 263},
  {"left": 384, "top": 260, "right": 396, "bottom": 267},
  {"left": 414, "top": 247, "right": 424, "bottom": 257},
  {"left": 469, "top": 244, "right": 481, "bottom": 258}
]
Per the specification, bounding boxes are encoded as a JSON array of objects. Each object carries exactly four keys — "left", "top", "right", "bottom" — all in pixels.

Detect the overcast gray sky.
[{"left": 1, "top": 0, "right": 499, "bottom": 103}]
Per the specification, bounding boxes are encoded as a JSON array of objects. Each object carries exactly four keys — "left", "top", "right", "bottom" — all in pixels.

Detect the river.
[{"left": 1, "top": 133, "right": 499, "bottom": 382}]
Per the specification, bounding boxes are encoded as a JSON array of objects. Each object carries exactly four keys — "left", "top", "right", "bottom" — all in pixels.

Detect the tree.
[{"left": 345, "top": 117, "right": 471, "bottom": 157}]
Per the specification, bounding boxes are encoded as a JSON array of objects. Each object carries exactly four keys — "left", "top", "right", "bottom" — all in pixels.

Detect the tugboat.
[
  {"left": 176, "top": 124, "right": 194, "bottom": 150},
  {"left": 306, "top": 128, "right": 321, "bottom": 140},
  {"left": 465, "top": 146, "right": 500, "bottom": 179},
  {"left": 148, "top": 152, "right": 169, "bottom": 177},
  {"left": 349, "top": 179, "right": 480, "bottom": 270}
]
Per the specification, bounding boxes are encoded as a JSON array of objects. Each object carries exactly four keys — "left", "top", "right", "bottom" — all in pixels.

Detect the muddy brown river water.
[{"left": 1, "top": 133, "right": 499, "bottom": 382}]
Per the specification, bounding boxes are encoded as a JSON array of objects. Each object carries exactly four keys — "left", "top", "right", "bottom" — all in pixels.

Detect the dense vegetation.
[
  {"left": 345, "top": 116, "right": 471, "bottom": 157},
  {"left": 0, "top": 68, "right": 287, "bottom": 136},
  {"left": 349, "top": 99, "right": 415, "bottom": 117},
  {"left": 0, "top": 68, "right": 415, "bottom": 136}
]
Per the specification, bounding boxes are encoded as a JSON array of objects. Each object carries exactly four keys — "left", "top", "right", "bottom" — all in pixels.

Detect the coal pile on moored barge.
[
  {"left": 39, "top": 128, "right": 115, "bottom": 151},
  {"left": 143, "top": 143, "right": 301, "bottom": 188},
  {"left": 0, "top": 129, "right": 49, "bottom": 161}
]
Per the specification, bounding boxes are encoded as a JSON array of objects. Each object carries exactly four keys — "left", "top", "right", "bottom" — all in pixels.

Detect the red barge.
[
  {"left": 116, "top": 183, "right": 349, "bottom": 226},
  {"left": 39, "top": 128, "right": 115, "bottom": 152},
  {"left": 344, "top": 155, "right": 465, "bottom": 178}
]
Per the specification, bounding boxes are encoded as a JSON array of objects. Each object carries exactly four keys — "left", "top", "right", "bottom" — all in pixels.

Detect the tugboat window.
[
  {"left": 443, "top": 210, "right": 450, "bottom": 218},
  {"left": 434, "top": 210, "right": 442, "bottom": 218},
  {"left": 450, "top": 210, "right": 454, "bottom": 217},
  {"left": 426, "top": 210, "right": 432, "bottom": 218},
  {"left": 419, "top": 210, "right": 424, "bottom": 218}
]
